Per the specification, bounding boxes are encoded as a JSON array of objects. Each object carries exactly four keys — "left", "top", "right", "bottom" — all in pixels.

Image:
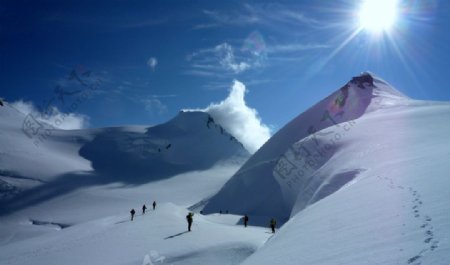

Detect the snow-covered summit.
[
  {"left": 79, "top": 110, "right": 248, "bottom": 181},
  {"left": 202, "top": 72, "right": 447, "bottom": 222}
]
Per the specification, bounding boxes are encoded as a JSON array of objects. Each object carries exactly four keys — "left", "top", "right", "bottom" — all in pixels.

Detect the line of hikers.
[
  {"left": 130, "top": 201, "right": 157, "bottom": 221},
  {"left": 130, "top": 205, "right": 277, "bottom": 233},
  {"left": 243, "top": 214, "right": 277, "bottom": 233}
]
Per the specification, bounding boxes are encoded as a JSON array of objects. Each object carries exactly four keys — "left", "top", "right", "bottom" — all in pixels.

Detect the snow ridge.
[{"left": 203, "top": 73, "right": 413, "bottom": 220}]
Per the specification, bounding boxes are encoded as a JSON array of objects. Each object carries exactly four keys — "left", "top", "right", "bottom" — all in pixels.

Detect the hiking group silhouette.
[{"left": 128, "top": 202, "right": 277, "bottom": 233}]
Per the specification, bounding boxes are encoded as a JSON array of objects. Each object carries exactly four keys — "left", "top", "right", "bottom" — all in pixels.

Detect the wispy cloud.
[
  {"left": 282, "top": 10, "right": 319, "bottom": 25},
  {"left": 186, "top": 42, "right": 262, "bottom": 76},
  {"left": 147, "top": 57, "right": 158, "bottom": 71},
  {"left": 99, "top": 75, "right": 175, "bottom": 116},
  {"left": 202, "top": 9, "right": 260, "bottom": 26},
  {"left": 267, "top": 43, "right": 329, "bottom": 53},
  {"left": 140, "top": 97, "right": 168, "bottom": 115},
  {"left": 185, "top": 33, "right": 328, "bottom": 78},
  {"left": 119, "top": 18, "right": 168, "bottom": 30},
  {"left": 183, "top": 70, "right": 221, "bottom": 78},
  {"left": 245, "top": 3, "right": 325, "bottom": 29},
  {"left": 150, "top": 94, "right": 177, "bottom": 99},
  {"left": 216, "top": 43, "right": 251, "bottom": 73},
  {"left": 11, "top": 100, "right": 89, "bottom": 130},
  {"left": 202, "top": 3, "right": 324, "bottom": 29},
  {"left": 115, "top": 91, "right": 176, "bottom": 116},
  {"left": 191, "top": 23, "right": 219, "bottom": 31}
]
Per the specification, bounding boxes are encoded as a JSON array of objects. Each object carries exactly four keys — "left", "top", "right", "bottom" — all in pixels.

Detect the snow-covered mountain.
[
  {"left": 0, "top": 102, "right": 259, "bottom": 265},
  {"left": 203, "top": 73, "right": 398, "bottom": 218},
  {"left": 202, "top": 73, "right": 450, "bottom": 264},
  {"left": 1, "top": 73, "right": 449, "bottom": 265},
  {"left": 0, "top": 107, "right": 248, "bottom": 214}
]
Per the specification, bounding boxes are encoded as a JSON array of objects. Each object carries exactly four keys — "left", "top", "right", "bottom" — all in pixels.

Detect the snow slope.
[
  {"left": 0, "top": 104, "right": 259, "bottom": 265},
  {"left": 0, "top": 106, "right": 248, "bottom": 214},
  {"left": 1, "top": 201, "right": 271, "bottom": 265},
  {"left": 0, "top": 104, "right": 91, "bottom": 183},
  {"left": 203, "top": 73, "right": 450, "bottom": 264},
  {"left": 203, "top": 73, "right": 408, "bottom": 218}
]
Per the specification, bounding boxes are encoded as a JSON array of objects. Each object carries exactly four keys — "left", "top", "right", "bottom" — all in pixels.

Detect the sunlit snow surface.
[
  {"left": 206, "top": 74, "right": 450, "bottom": 264},
  {"left": 1, "top": 73, "right": 450, "bottom": 265}
]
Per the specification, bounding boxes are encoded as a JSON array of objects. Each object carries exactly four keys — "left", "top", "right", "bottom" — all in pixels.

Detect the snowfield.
[{"left": 1, "top": 73, "right": 449, "bottom": 265}]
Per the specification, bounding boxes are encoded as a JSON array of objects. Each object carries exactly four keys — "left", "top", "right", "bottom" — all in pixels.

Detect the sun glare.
[{"left": 359, "top": 0, "right": 399, "bottom": 33}]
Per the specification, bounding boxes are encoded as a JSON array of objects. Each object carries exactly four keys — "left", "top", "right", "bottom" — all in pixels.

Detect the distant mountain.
[
  {"left": 78, "top": 110, "right": 248, "bottom": 181},
  {"left": 0, "top": 106, "right": 248, "bottom": 213}
]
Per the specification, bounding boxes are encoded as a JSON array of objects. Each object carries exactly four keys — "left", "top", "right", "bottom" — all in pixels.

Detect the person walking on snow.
[
  {"left": 153, "top": 201, "right": 156, "bottom": 210},
  {"left": 186, "top": 212, "right": 194, "bottom": 232},
  {"left": 130, "top": 209, "right": 136, "bottom": 221},
  {"left": 270, "top": 218, "right": 277, "bottom": 233},
  {"left": 244, "top": 215, "right": 249, "bottom": 227},
  {"left": 142, "top": 204, "right": 147, "bottom": 215}
]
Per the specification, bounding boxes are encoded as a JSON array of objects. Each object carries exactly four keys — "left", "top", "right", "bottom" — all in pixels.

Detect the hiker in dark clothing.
[
  {"left": 130, "top": 209, "right": 136, "bottom": 221},
  {"left": 142, "top": 204, "right": 147, "bottom": 214},
  {"left": 270, "top": 218, "right": 276, "bottom": 233},
  {"left": 153, "top": 201, "right": 156, "bottom": 210},
  {"left": 244, "top": 215, "right": 249, "bottom": 227},
  {"left": 186, "top": 212, "right": 194, "bottom": 232}
]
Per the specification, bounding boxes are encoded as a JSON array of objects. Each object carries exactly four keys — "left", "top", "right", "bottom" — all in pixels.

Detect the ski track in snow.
[{"left": 377, "top": 176, "right": 439, "bottom": 265}]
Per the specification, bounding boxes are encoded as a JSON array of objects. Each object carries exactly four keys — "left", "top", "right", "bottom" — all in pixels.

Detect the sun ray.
[
  {"left": 384, "top": 31, "right": 430, "bottom": 97},
  {"left": 305, "top": 26, "right": 363, "bottom": 78}
]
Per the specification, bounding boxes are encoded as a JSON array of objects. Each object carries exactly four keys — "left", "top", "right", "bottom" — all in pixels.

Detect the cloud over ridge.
[
  {"left": 187, "top": 80, "right": 271, "bottom": 153},
  {"left": 11, "top": 100, "right": 88, "bottom": 130}
]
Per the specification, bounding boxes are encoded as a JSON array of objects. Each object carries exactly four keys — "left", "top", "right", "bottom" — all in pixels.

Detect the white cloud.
[
  {"left": 183, "top": 70, "right": 220, "bottom": 78},
  {"left": 187, "top": 42, "right": 261, "bottom": 76},
  {"left": 187, "top": 80, "right": 271, "bottom": 153},
  {"left": 203, "top": 4, "right": 322, "bottom": 29},
  {"left": 216, "top": 43, "right": 251, "bottom": 73},
  {"left": 11, "top": 100, "right": 88, "bottom": 130},
  {"left": 202, "top": 9, "right": 260, "bottom": 26},
  {"left": 191, "top": 23, "right": 219, "bottom": 30},
  {"left": 141, "top": 98, "right": 168, "bottom": 115},
  {"left": 147, "top": 57, "right": 158, "bottom": 71},
  {"left": 274, "top": 9, "right": 322, "bottom": 27},
  {"left": 267, "top": 43, "right": 329, "bottom": 53}
]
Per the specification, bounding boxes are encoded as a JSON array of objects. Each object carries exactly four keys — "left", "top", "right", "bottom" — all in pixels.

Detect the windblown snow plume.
[
  {"left": 189, "top": 80, "right": 270, "bottom": 153},
  {"left": 10, "top": 100, "right": 88, "bottom": 130}
]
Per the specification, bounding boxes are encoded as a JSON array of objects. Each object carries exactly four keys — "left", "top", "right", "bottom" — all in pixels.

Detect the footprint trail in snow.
[{"left": 377, "top": 176, "right": 439, "bottom": 265}]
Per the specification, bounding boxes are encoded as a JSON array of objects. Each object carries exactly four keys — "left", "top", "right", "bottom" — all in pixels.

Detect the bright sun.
[{"left": 359, "top": 0, "right": 399, "bottom": 33}]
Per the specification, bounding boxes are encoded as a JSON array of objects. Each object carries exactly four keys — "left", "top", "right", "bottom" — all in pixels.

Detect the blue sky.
[{"left": 1, "top": 0, "right": 450, "bottom": 143}]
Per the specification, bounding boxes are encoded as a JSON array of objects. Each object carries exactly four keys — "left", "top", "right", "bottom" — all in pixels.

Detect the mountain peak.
[
  {"left": 350, "top": 72, "right": 375, "bottom": 86},
  {"left": 203, "top": 72, "right": 412, "bottom": 218},
  {"left": 166, "top": 110, "right": 211, "bottom": 129},
  {"left": 350, "top": 72, "right": 408, "bottom": 101}
]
